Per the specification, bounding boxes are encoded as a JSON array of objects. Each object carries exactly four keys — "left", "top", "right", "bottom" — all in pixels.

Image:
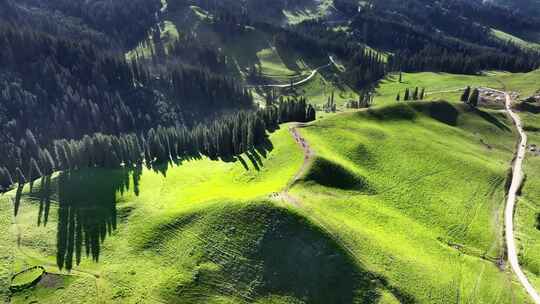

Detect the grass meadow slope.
[
  {"left": 4, "top": 69, "right": 540, "bottom": 303},
  {"left": 291, "top": 101, "right": 531, "bottom": 303},
  {"left": 4, "top": 127, "right": 400, "bottom": 304}
]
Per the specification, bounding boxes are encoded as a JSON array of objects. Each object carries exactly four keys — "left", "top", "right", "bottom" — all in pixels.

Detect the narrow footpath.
[{"left": 276, "top": 123, "right": 315, "bottom": 207}]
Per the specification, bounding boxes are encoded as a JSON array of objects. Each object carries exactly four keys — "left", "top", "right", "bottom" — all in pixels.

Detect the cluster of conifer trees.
[
  {"left": 396, "top": 87, "right": 426, "bottom": 102},
  {"left": 346, "top": 92, "right": 373, "bottom": 109},
  {"left": 388, "top": 46, "right": 539, "bottom": 75},
  {"left": 0, "top": 24, "right": 267, "bottom": 192},
  {"left": 461, "top": 86, "right": 480, "bottom": 107},
  {"left": 0, "top": 98, "right": 315, "bottom": 192}
]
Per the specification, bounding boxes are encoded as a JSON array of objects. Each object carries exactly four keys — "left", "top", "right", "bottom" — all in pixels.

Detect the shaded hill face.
[
  {"left": 359, "top": 0, "right": 540, "bottom": 45},
  {"left": 150, "top": 203, "right": 387, "bottom": 303},
  {"left": 491, "top": 0, "right": 540, "bottom": 15}
]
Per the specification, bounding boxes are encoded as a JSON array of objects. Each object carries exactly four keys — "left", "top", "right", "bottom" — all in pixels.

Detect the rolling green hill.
[
  {"left": 4, "top": 0, "right": 540, "bottom": 301},
  {"left": 290, "top": 101, "right": 531, "bottom": 303},
  {"left": 6, "top": 73, "right": 540, "bottom": 302}
]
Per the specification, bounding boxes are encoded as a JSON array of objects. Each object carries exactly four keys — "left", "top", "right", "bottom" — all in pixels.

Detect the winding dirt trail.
[
  {"left": 497, "top": 90, "right": 540, "bottom": 304},
  {"left": 287, "top": 124, "right": 315, "bottom": 187},
  {"left": 274, "top": 123, "right": 315, "bottom": 207}
]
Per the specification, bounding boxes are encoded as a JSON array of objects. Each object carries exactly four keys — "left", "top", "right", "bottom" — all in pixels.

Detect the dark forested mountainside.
[
  {"left": 0, "top": 25, "right": 268, "bottom": 191},
  {"left": 0, "top": 0, "right": 161, "bottom": 48},
  {"left": 2, "top": 0, "right": 540, "bottom": 192},
  {"left": 317, "top": 0, "right": 540, "bottom": 74}
]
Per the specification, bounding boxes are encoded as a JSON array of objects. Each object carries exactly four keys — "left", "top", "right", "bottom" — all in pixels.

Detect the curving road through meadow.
[
  {"left": 247, "top": 56, "right": 338, "bottom": 89},
  {"left": 499, "top": 90, "right": 540, "bottom": 304}
]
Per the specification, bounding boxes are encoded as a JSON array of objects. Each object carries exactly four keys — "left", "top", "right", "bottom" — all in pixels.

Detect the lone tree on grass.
[
  {"left": 461, "top": 86, "right": 471, "bottom": 103},
  {"left": 468, "top": 88, "right": 480, "bottom": 107}
]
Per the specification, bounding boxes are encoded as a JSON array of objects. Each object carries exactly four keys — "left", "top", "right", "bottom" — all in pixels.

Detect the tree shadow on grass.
[
  {"left": 518, "top": 102, "right": 540, "bottom": 114},
  {"left": 27, "top": 168, "right": 139, "bottom": 271},
  {"left": 54, "top": 169, "right": 134, "bottom": 271},
  {"left": 410, "top": 101, "right": 459, "bottom": 126},
  {"left": 427, "top": 102, "right": 459, "bottom": 126},
  {"left": 234, "top": 138, "right": 275, "bottom": 171},
  {"left": 474, "top": 108, "right": 511, "bottom": 132}
]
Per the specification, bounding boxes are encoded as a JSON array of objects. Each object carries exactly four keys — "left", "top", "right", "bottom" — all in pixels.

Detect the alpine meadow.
[{"left": 2, "top": 0, "right": 540, "bottom": 303}]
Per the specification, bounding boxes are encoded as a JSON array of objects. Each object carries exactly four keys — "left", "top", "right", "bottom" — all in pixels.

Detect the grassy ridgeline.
[{"left": 292, "top": 101, "right": 532, "bottom": 303}]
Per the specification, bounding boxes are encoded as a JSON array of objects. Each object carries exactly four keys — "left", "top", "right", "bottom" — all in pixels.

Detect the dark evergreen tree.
[
  {"left": 461, "top": 86, "right": 472, "bottom": 102},
  {"left": 468, "top": 88, "right": 480, "bottom": 107}
]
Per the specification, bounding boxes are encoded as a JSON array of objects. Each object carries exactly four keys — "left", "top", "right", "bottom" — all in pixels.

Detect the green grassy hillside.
[
  {"left": 491, "top": 29, "right": 540, "bottom": 50},
  {"left": 5, "top": 67, "right": 540, "bottom": 303},
  {"left": 0, "top": 195, "right": 13, "bottom": 302},
  {"left": 291, "top": 101, "right": 532, "bottom": 303},
  {"left": 5, "top": 126, "right": 402, "bottom": 303}
]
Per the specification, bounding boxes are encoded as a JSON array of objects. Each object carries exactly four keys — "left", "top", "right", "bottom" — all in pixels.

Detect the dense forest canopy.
[{"left": 1, "top": 0, "right": 540, "bottom": 191}]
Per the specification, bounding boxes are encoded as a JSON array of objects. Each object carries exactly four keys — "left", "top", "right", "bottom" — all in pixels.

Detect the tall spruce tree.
[
  {"left": 413, "top": 87, "right": 419, "bottom": 100},
  {"left": 468, "top": 88, "right": 480, "bottom": 107},
  {"left": 461, "top": 86, "right": 471, "bottom": 102}
]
